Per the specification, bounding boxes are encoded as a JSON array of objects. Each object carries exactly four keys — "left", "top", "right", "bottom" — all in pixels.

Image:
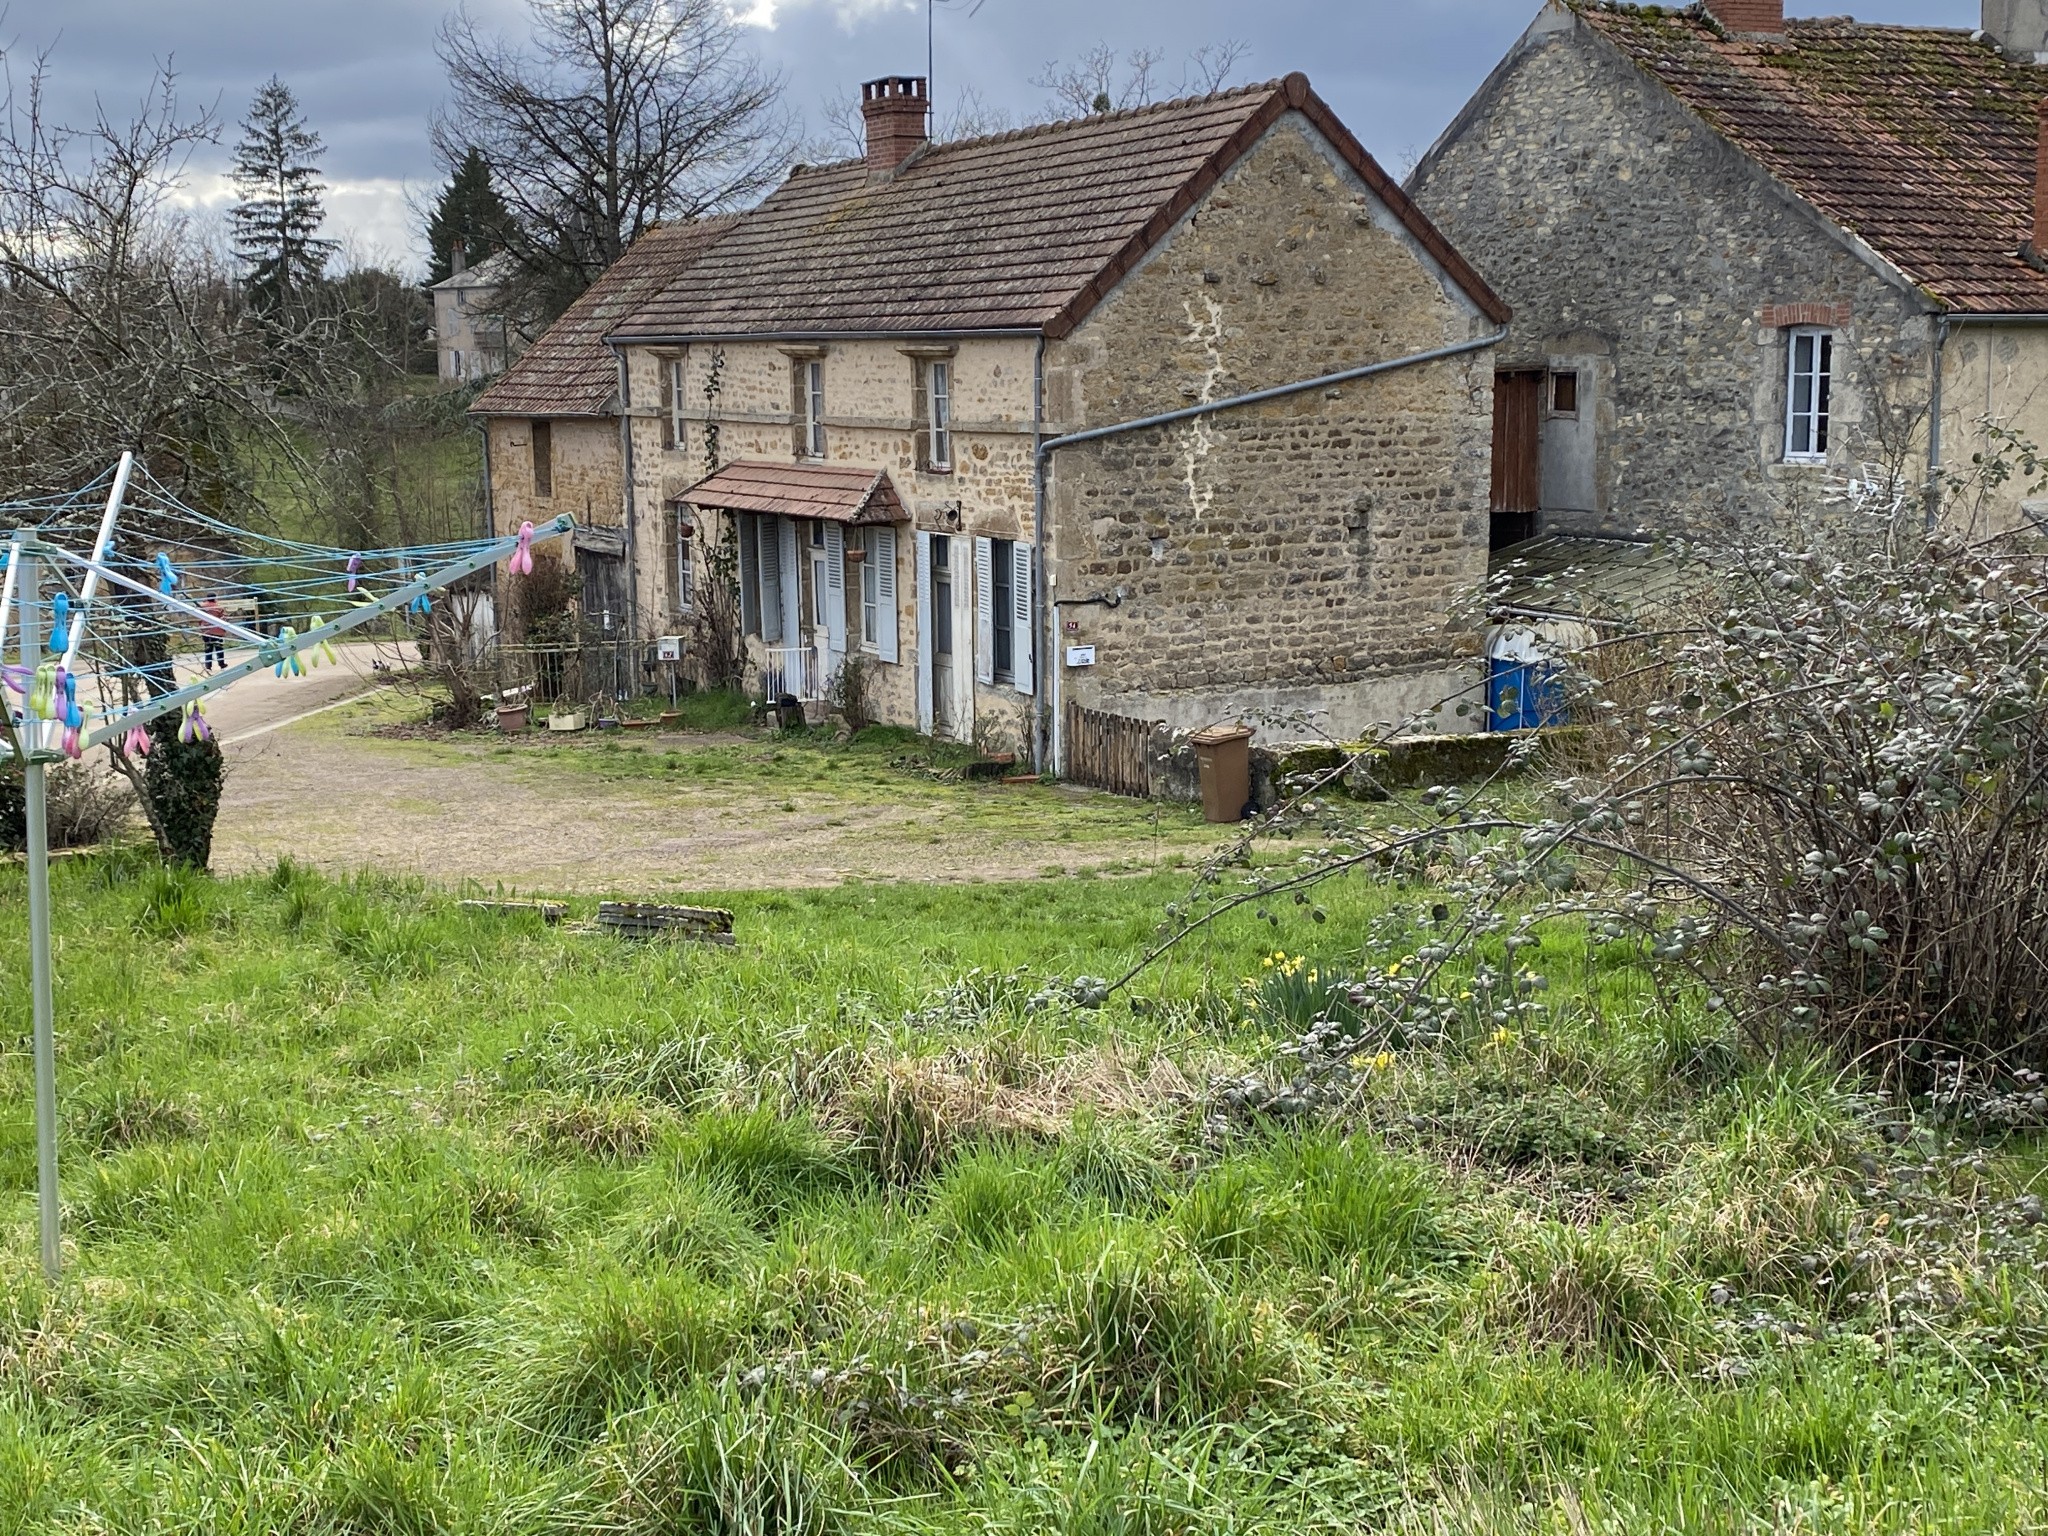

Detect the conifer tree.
[
  {"left": 228, "top": 77, "right": 336, "bottom": 313},
  {"left": 425, "top": 147, "right": 512, "bottom": 285}
]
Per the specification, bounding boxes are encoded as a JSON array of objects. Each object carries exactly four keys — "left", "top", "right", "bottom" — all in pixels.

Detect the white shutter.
[
  {"left": 824, "top": 523, "right": 847, "bottom": 655},
  {"left": 1011, "top": 540, "right": 1035, "bottom": 698},
  {"left": 737, "top": 514, "right": 761, "bottom": 638},
  {"left": 973, "top": 536, "right": 995, "bottom": 686},
  {"left": 759, "top": 516, "right": 783, "bottom": 644},
  {"left": 914, "top": 531, "right": 935, "bottom": 734},
  {"left": 778, "top": 517, "right": 801, "bottom": 651},
  {"left": 874, "top": 525, "right": 899, "bottom": 664}
]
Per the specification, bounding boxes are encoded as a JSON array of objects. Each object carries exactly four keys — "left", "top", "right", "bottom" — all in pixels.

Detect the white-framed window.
[
  {"left": 928, "top": 360, "right": 953, "bottom": 471},
  {"left": 802, "top": 359, "right": 826, "bottom": 458},
  {"left": 1784, "top": 328, "right": 1833, "bottom": 463},
  {"left": 664, "top": 357, "right": 688, "bottom": 456},
  {"left": 856, "top": 525, "right": 898, "bottom": 661},
  {"left": 860, "top": 528, "right": 882, "bottom": 649},
  {"left": 672, "top": 505, "right": 694, "bottom": 614}
]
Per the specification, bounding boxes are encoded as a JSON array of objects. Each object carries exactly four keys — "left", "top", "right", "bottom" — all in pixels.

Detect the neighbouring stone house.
[
  {"left": 481, "top": 72, "right": 1509, "bottom": 769},
  {"left": 1409, "top": 0, "right": 2048, "bottom": 548},
  {"left": 471, "top": 220, "right": 735, "bottom": 687},
  {"left": 430, "top": 250, "right": 520, "bottom": 384}
]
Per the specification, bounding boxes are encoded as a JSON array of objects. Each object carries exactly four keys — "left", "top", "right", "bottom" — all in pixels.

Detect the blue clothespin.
[
  {"left": 48, "top": 592, "right": 71, "bottom": 653},
  {"left": 156, "top": 553, "right": 178, "bottom": 596}
]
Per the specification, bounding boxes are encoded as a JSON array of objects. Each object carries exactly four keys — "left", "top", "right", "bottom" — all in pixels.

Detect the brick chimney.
[
  {"left": 861, "top": 76, "right": 928, "bottom": 177},
  {"left": 450, "top": 243, "right": 467, "bottom": 277},
  {"left": 1984, "top": 0, "right": 2048, "bottom": 63},
  {"left": 1702, "top": 0, "right": 1785, "bottom": 33}
]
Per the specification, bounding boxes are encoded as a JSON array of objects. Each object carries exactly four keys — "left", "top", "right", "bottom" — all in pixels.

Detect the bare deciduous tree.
[
  {"left": 433, "top": 0, "right": 791, "bottom": 331},
  {"left": 0, "top": 48, "right": 255, "bottom": 509},
  {"left": 1031, "top": 40, "right": 1251, "bottom": 120}
]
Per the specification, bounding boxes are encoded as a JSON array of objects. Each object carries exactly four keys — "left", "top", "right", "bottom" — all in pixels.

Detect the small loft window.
[
  {"left": 1784, "top": 328, "right": 1833, "bottom": 463},
  {"left": 928, "top": 360, "right": 953, "bottom": 470},
  {"left": 1549, "top": 369, "right": 1579, "bottom": 417},
  {"left": 801, "top": 360, "right": 826, "bottom": 458},
  {"left": 531, "top": 420, "right": 553, "bottom": 498}
]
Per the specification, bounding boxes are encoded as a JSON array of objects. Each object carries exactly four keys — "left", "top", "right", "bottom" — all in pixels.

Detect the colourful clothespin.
[
  {"left": 274, "top": 626, "right": 303, "bottom": 678},
  {"left": 0, "top": 663, "right": 28, "bottom": 697},
  {"left": 307, "top": 617, "right": 338, "bottom": 669},
  {"left": 509, "top": 521, "right": 536, "bottom": 577},
  {"left": 410, "top": 592, "right": 432, "bottom": 616},
  {"left": 56, "top": 668, "right": 81, "bottom": 730},
  {"left": 48, "top": 593, "right": 71, "bottom": 653},
  {"left": 28, "top": 662, "right": 56, "bottom": 720},
  {"left": 346, "top": 553, "right": 363, "bottom": 593},
  {"left": 122, "top": 724, "right": 152, "bottom": 758},
  {"left": 156, "top": 553, "right": 178, "bottom": 596},
  {"left": 178, "top": 701, "right": 211, "bottom": 745}
]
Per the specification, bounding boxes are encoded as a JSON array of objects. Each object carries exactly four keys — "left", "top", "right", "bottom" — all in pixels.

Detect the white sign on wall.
[{"left": 1066, "top": 645, "right": 1098, "bottom": 668}]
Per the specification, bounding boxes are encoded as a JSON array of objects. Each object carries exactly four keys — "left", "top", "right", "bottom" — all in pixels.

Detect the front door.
[
  {"left": 931, "top": 535, "right": 957, "bottom": 738},
  {"left": 1490, "top": 369, "right": 1542, "bottom": 550}
]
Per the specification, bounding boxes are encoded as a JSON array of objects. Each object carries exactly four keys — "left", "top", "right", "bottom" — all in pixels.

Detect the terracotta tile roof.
[
  {"left": 612, "top": 73, "right": 1506, "bottom": 342},
  {"left": 679, "top": 460, "right": 906, "bottom": 524},
  {"left": 471, "top": 219, "right": 737, "bottom": 418},
  {"left": 1574, "top": 3, "right": 2048, "bottom": 314}
]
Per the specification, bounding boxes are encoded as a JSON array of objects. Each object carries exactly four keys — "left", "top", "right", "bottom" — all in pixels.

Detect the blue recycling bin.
[{"left": 1488, "top": 657, "right": 1564, "bottom": 732}]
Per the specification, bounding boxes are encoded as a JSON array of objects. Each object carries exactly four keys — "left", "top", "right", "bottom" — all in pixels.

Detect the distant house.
[
  {"left": 479, "top": 72, "right": 1508, "bottom": 770},
  {"left": 1410, "top": 0, "right": 2048, "bottom": 546},
  {"left": 430, "top": 250, "right": 519, "bottom": 383}
]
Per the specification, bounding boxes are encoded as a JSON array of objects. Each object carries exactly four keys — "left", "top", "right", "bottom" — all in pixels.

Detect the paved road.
[{"left": 174, "top": 640, "right": 391, "bottom": 744}]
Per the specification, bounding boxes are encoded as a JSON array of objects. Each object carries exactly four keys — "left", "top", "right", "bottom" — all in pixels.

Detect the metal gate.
[{"left": 1063, "top": 702, "right": 1156, "bottom": 798}]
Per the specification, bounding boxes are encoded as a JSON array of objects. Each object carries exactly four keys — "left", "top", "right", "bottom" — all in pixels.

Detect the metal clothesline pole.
[
  {"left": 16, "top": 534, "right": 60, "bottom": 1282},
  {"left": 3, "top": 491, "right": 577, "bottom": 1286}
]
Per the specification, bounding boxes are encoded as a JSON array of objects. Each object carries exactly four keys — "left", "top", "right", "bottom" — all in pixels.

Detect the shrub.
[{"left": 143, "top": 708, "right": 224, "bottom": 868}]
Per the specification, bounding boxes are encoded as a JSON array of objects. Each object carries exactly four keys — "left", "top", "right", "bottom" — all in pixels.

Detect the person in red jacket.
[{"left": 199, "top": 596, "right": 228, "bottom": 674}]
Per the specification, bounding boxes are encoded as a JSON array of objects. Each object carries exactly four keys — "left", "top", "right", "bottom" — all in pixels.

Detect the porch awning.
[{"left": 679, "top": 460, "right": 907, "bottom": 526}]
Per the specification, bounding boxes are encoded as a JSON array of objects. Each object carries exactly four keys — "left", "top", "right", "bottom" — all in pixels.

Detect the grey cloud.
[{"left": 15, "top": 0, "right": 1984, "bottom": 271}]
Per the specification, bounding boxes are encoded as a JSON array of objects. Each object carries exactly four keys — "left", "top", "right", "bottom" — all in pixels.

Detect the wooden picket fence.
[{"left": 1063, "top": 702, "right": 1157, "bottom": 799}]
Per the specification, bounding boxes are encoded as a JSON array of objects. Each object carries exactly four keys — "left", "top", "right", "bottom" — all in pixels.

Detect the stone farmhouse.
[
  {"left": 1409, "top": 0, "right": 2048, "bottom": 547},
  {"left": 475, "top": 73, "right": 1509, "bottom": 769}
]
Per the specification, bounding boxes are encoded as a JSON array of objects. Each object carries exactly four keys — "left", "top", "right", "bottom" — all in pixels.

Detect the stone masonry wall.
[
  {"left": 619, "top": 336, "right": 1043, "bottom": 748},
  {"left": 1046, "top": 115, "right": 1497, "bottom": 742},
  {"left": 1408, "top": 6, "right": 1937, "bottom": 539}
]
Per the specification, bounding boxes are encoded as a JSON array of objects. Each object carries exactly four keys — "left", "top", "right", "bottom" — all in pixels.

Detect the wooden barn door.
[{"left": 1490, "top": 370, "right": 1542, "bottom": 550}]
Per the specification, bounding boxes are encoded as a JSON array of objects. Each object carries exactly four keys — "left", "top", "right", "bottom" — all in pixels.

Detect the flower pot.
[
  {"left": 596, "top": 717, "right": 621, "bottom": 731},
  {"left": 548, "top": 710, "right": 587, "bottom": 733},
  {"left": 622, "top": 717, "right": 653, "bottom": 731},
  {"left": 659, "top": 712, "right": 682, "bottom": 730},
  {"left": 495, "top": 703, "right": 531, "bottom": 734}
]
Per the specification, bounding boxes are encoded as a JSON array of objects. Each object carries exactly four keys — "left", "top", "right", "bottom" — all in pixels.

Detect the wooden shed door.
[{"left": 1490, "top": 370, "right": 1542, "bottom": 550}]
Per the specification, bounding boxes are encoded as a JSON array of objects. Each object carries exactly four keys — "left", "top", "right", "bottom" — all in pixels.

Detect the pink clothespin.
[
  {"left": 123, "top": 724, "right": 152, "bottom": 758},
  {"left": 509, "top": 521, "right": 536, "bottom": 577},
  {"left": 346, "top": 553, "right": 363, "bottom": 593}
]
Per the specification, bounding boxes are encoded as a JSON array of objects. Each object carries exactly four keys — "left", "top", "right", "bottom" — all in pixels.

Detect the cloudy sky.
[{"left": 15, "top": 0, "right": 1980, "bottom": 274}]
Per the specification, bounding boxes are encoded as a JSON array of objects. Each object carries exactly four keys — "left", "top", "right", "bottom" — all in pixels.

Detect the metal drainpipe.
[
  {"left": 1032, "top": 337, "right": 1050, "bottom": 774},
  {"left": 1926, "top": 312, "right": 1949, "bottom": 533},
  {"left": 1030, "top": 326, "right": 1506, "bottom": 775},
  {"left": 616, "top": 346, "right": 640, "bottom": 697}
]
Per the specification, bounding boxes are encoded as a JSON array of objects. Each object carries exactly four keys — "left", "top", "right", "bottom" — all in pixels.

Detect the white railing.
[{"left": 762, "top": 642, "right": 829, "bottom": 702}]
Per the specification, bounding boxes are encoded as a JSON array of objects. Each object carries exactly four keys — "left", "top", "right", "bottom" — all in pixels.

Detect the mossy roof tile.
[{"left": 1576, "top": 3, "right": 2048, "bottom": 312}]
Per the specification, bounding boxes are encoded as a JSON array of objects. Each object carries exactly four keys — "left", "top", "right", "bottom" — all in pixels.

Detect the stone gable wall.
[
  {"left": 1046, "top": 115, "right": 1496, "bottom": 741},
  {"left": 1407, "top": 9, "right": 1936, "bottom": 539}
]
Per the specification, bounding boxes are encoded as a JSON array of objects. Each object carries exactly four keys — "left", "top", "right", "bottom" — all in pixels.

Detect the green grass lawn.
[{"left": 3, "top": 852, "right": 2047, "bottom": 1532}]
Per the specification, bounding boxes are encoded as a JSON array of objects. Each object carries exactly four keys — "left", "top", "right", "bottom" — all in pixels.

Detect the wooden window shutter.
[
  {"left": 874, "top": 525, "right": 899, "bottom": 664},
  {"left": 792, "top": 364, "right": 806, "bottom": 458},
  {"left": 1010, "top": 541, "right": 1035, "bottom": 697},
  {"left": 758, "top": 516, "right": 784, "bottom": 645},
  {"left": 824, "top": 523, "right": 847, "bottom": 654},
  {"left": 973, "top": 536, "right": 995, "bottom": 686},
  {"left": 737, "top": 514, "right": 761, "bottom": 638},
  {"left": 914, "top": 531, "right": 935, "bottom": 734}
]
